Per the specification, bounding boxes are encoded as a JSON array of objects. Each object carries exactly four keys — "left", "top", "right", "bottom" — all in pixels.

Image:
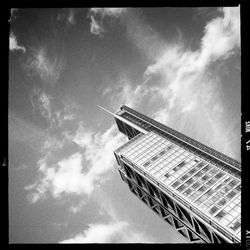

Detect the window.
[
  {"left": 228, "top": 179, "right": 238, "bottom": 187},
  {"left": 217, "top": 198, "right": 227, "bottom": 207},
  {"left": 201, "top": 175, "right": 209, "bottom": 181},
  {"left": 180, "top": 174, "right": 189, "bottom": 181},
  {"left": 227, "top": 191, "right": 237, "bottom": 199},
  {"left": 191, "top": 182, "right": 200, "bottom": 189},
  {"left": 209, "top": 206, "right": 219, "bottom": 215},
  {"left": 172, "top": 181, "right": 181, "bottom": 188},
  {"left": 186, "top": 177, "right": 194, "bottom": 185},
  {"left": 188, "top": 168, "right": 197, "bottom": 175},
  {"left": 215, "top": 210, "right": 226, "bottom": 220},
  {"left": 183, "top": 188, "right": 192, "bottom": 196},
  {"left": 230, "top": 220, "right": 241, "bottom": 231},
  {"left": 215, "top": 172, "right": 224, "bottom": 179},
  {"left": 177, "top": 184, "right": 186, "bottom": 193},
  {"left": 197, "top": 185, "right": 207, "bottom": 193}
]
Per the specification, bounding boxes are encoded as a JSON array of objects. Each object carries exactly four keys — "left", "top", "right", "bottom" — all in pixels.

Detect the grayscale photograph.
[{"left": 9, "top": 6, "right": 241, "bottom": 243}]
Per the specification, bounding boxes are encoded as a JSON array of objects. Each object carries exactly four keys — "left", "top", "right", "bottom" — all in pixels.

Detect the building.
[{"left": 101, "top": 105, "right": 241, "bottom": 243}]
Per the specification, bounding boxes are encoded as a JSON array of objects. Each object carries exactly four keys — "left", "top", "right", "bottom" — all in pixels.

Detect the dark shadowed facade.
[{"left": 110, "top": 105, "right": 241, "bottom": 243}]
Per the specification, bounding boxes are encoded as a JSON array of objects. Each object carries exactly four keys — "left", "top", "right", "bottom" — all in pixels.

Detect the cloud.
[
  {"left": 102, "top": 7, "right": 240, "bottom": 160},
  {"left": 9, "top": 8, "right": 18, "bottom": 23},
  {"left": 144, "top": 6, "right": 240, "bottom": 114},
  {"left": 60, "top": 198, "right": 154, "bottom": 243},
  {"left": 9, "top": 111, "right": 46, "bottom": 145},
  {"left": 69, "top": 199, "right": 86, "bottom": 214},
  {"left": 199, "top": 7, "right": 240, "bottom": 67},
  {"left": 88, "top": 8, "right": 127, "bottom": 37},
  {"left": 90, "top": 8, "right": 127, "bottom": 17},
  {"left": 67, "top": 8, "right": 76, "bottom": 25},
  {"left": 103, "top": 76, "right": 146, "bottom": 109},
  {"left": 25, "top": 123, "right": 126, "bottom": 203},
  {"left": 89, "top": 16, "right": 105, "bottom": 37},
  {"left": 30, "top": 88, "right": 76, "bottom": 130},
  {"left": 70, "top": 123, "right": 127, "bottom": 193},
  {"left": 181, "top": 100, "right": 196, "bottom": 113},
  {"left": 9, "top": 32, "right": 26, "bottom": 53},
  {"left": 57, "top": 8, "right": 76, "bottom": 26},
  {"left": 60, "top": 221, "right": 152, "bottom": 243},
  {"left": 30, "top": 89, "right": 54, "bottom": 129},
  {"left": 24, "top": 47, "right": 65, "bottom": 85}
]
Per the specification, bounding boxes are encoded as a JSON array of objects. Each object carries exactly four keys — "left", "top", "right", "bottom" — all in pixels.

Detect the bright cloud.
[
  {"left": 9, "top": 32, "right": 26, "bottom": 53},
  {"left": 60, "top": 199, "right": 154, "bottom": 243},
  {"left": 71, "top": 123, "right": 127, "bottom": 191},
  {"left": 24, "top": 47, "right": 65, "bottom": 85},
  {"left": 60, "top": 221, "right": 152, "bottom": 243},
  {"left": 200, "top": 7, "right": 240, "bottom": 66},
  {"left": 89, "top": 15, "right": 105, "bottom": 37},
  {"left": 88, "top": 8, "right": 127, "bottom": 37},
  {"left": 144, "top": 6, "right": 240, "bottom": 117},
  {"left": 25, "top": 122, "right": 127, "bottom": 203},
  {"left": 102, "top": 7, "right": 240, "bottom": 159},
  {"left": 103, "top": 76, "right": 149, "bottom": 109}
]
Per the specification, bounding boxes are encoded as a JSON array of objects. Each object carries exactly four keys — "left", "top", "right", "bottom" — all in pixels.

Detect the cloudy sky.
[{"left": 9, "top": 7, "right": 240, "bottom": 243}]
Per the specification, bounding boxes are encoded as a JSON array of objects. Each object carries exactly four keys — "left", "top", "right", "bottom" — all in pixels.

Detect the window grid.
[
  {"left": 161, "top": 154, "right": 196, "bottom": 184},
  {"left": 193, "top": 175, "right": 232, "bottom": 207},
  {"left": 121, "top": 106, "right": 240, "bottom": 171},
  {"left": 184, "top": 167, "right": 224, "bottom": 201},
  {"left": 190, "top": 168, "right": 222, "bottom": 206},
  {"left": 118, "top": 130, "right": 241, "bottom": 240},
  {"left": 122, "top": 132, "right": 163, "bottom": 164},
  {"left": 210, "top": 180, "right": 240, "bottom": 219},
  {"left": 147, "top": 149, "right": 189, "bottom": 179},
  {"left": 213, "top": 194, "right": 241, "bottom": 229},
  {"left": 131, "top": 137, "right": 166, "bottom": 163},
  {"left": 172, "top": 161, "right": 209, "bottom": 192},
  {"left": 203, "top": 180, "right": 240, "bottom": 216},
  {"left": 176, "top": 164, "right": 214, "bottom": 196},
  {"left": 152, "top": 154, "right": 189, "bottom": 180},
  {"left": 145, "top": 144, "right": 178, "bottom": 169},
  {"left": 149, "top": 149, "right": 187, "bottom": 177}
]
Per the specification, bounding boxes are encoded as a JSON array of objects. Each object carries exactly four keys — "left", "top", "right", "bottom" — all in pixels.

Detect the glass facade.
[
  {"left": 112, "top": 105, "right": 241, "bottom": 244},
  {"left": 116, "top": 131, "right": 241, "bottom": 243}
]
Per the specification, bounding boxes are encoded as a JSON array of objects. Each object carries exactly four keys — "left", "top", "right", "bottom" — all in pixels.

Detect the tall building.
[{"left": 102, "top": 105, "right": 241, "bottom": 243}]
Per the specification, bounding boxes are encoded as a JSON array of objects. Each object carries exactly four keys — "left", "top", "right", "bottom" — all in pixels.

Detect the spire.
[{"left": 97, "top": 105, "right": 115, "bottom": 116}]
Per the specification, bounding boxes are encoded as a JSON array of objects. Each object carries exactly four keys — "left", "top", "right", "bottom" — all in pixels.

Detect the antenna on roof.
[{"left": 97, "top": 105, "right": 115, "bottom": 116}]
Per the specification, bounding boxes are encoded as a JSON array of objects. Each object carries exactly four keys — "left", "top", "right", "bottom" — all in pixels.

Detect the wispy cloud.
[
  {"left": 143, "top": 7, "right": 241, "bottom": 158},
  {"left": 9, "top": 111, "right": 45, "bottom": 144},
  {"left": 25, "top": 123, "right": 126, "bottom": 203},
  {"left": 60, "top": 199, "right": 154, "bottom": 243},
  {"left": 102, "top": 7, "right": 240, "bottom": 159},
  {"left": 69, "top": 199, "right": 86, "bottom": 214},
  {"left": 200, "top": 7, "right": 240, "bottom": 66},
  {"left": 67, "top": 8, "right": 76, "bottom": 25},
  {"left": 9, "top": 32, "right": 26, "bottom": 53},
  {"left": 144, "top": 6, "right": 240, "bottom": 115},
  {"left": 57, "top": 8, "right": 76, "bottom": 26},
  {"left": 88, "top": 8, "right": 127, "bottom": 37},
  {"left": 60, "top": 221, "right": 152, "bottom": 243},
  {"left": 24, "top": 47, "right": 65, "bottom": 85},
  {"left": 102, "top": 75, "right": 149, "bottom": 110},
  {"left": 89, "top": 15, "right": 105, "bottom": 37},
  {"left": 30, "top": 88, "right": 76, "bottom": 130},
  {"left": 9, "top": 8, "right": 18, "bottom": 23}
]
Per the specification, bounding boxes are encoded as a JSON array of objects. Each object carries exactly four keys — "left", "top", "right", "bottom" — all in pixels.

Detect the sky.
[{"left": 9, "top": 7, "right": 241, "bottom": 243}]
